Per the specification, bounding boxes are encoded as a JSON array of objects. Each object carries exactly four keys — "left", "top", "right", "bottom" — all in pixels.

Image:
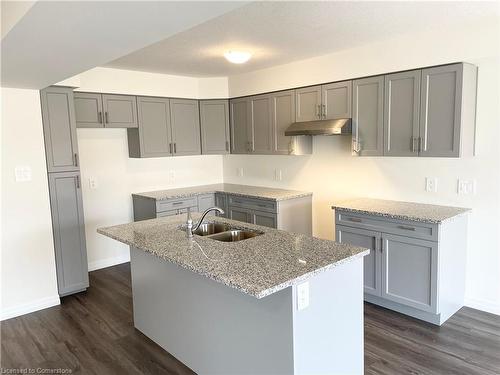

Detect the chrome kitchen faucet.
[{"left": 185, "top": 207, "right": 225, "bottom": 238}]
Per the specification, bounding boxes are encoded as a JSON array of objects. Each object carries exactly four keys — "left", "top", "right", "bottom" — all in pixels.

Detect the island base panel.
[{"left": 130, "top": 247, "right": 364, "bottom": 375}]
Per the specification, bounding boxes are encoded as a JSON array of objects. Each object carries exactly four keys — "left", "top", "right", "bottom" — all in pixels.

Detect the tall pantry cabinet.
[{"left": 40, "top": 86, "right": 89, "bottom": 296}]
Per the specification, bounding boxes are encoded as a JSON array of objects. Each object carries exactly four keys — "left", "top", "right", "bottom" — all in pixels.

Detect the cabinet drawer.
[
  {"left": 336, "top": 210, "right": 438, "bottom": 241},
  {"left": 156, "top": 197, "right": 198, "bottom": 213},
  {"left": 227, "top": 195, "right": 277, "bottom": 213},
  {"left": 157, "top": 206, "right": 196, "bottom": 217}
]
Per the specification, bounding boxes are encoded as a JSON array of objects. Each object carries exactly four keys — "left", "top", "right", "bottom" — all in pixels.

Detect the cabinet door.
[
  {"left": 384, "top": 71, "right": 421, "bottom": 156},
  {"left": 251, "top": 210, "right": 277, "bottom": 228},
  {"left": 136, "top": 96, "right": 172, "bottom": 157},
  {"left": 295, "top": 86, "right": 321, "bottom": 122},
  {"left": 352, "top": 77, "right": 384, "bottom": 156},
  {"left": 40, "top": 87, "right": 80, "bottom": 173},
  {"left": 272, "top": 90, "right": 296, "bottom": 155},
  {"left": 48, "top": 171, "right": 89, "bottom": 296},
  {"left": 74, "top": 92, "right": 104, "bottom": 128},
  {"left": 230, "top": 98, "right": 251, "bottom": 154},
  {"left": 170, "top": 99, "right": 201, "bottom": 156},
  {"left": 215, "top": 193, "right": 228, "bottom": 217},
  {"left": 200, "top": 100, "right": 230, "bottom": 154},
  {"left": 250, "top": 94, "right": 273, "bottom": 154},
  {"left": 322, "top": 81, "right": 352, "bottom": 119},
  {"left": 419, "top": 64, "right": 463, "bottom": 157},
  {"left": 198, "top": 193, "right": 215, "bottom": 212},
  {"left": 102, "top": 94, "right": 138, "bottom": 128},
  {"left": 228, "top": 207, "right": 251, "bottom": 223},
  {"left": 381, "top": 233, "right": 437, "bottom": 313},
  {"left": 336, "top": 225, "right": 381, "bottom": 296}
]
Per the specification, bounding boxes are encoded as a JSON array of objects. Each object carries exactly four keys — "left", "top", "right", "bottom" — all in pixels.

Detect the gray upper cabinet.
[
  {"left": 419, "top": 63, "right": 476, "bottom": 157},
  {"left": 381, "top": 233, "right": 437, "bottom": 313},
  {"left": 295, "top": 86, "right": 322, "bottom": 122},
  {"left": 250, "top": 94, "right": 273, "bottom": 154},
  {"left": 48, "top": 171, "right": 89, "bottom": 296},
  {"left": 170, "top": 99, "right": 201, "bottom": 156},
  {"left": 272, "top": 90, "right": 295, "bottom": 154},
  {"left": 230, "top": 97, "right": 251, "bottom": 154},
  {"left": 384, "top": 70, "right": 421, "bottom": 156},
  {"left": 129, "top": 96, "right": 172, "bottom": 158},
  {"left": 74, "top": 92, "right": 104, "bottom": 128},
  {"left": 352, "top": 76, "right": 384, "bottom": 156},
  {"left": 102, "top": 94, "right": 138, "bottom": 128},
  {"left": 200, "top": 100, "right": 230, "bottom": 154},
  {"left": 322, "top": 81, "right": 352, "bottom": 119},
  {"left": 41, "top": 87, "right": 80, "bottom": 173}
]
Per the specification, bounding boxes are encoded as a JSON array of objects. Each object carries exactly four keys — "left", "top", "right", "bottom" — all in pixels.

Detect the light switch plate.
[
  {"left": 274, "top": 169, "right": 282, "bottom": 181},
  {"left": 296, "top": 282, "right": 309, "bottom": 311},
  {"left": 237, "top": 167, "right": 244, "bottom": 177},
  {"left": 15, "top": 166, "right": 32, "bottom": 182},
  {"left": 458, "top": 179, "right": 476, "bottom": 195},
  {"left": 168, "top": 170, "right": 176, "bottom": 183},
  {"left": 425, "top": 177, "right": 438, "bottom": 193},
  {"left": 88, "top": 177, "right": 98, "bottom": 189}
]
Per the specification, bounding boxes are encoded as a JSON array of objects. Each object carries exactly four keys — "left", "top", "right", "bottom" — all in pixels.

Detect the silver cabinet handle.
[
  {"left": 105, "top": 111, "right": 109, "bottom": 124},
  {"left": 322, "top": 104, "right": 326, "bottom": 119},
  {"left": 98, "top": 111, "right": 103, "bottom": 124},
  {"left": 169, "top": 143, "right": 172, "bottom": 154},
  {"left": 316, "top": 104, "right": 321, "bottom": 119},
  {"left": 348, "top": 217, "right": 362, "bottom": 223},
  {"left": 172, "top": 201, "right": 183, "bottom": 206},
  {"left": 76, "top": 175, "right": 80, "bottom": 189},
  {"left": 225, "top": 141, "right": 229, "bottom": 152},
  {"left": 398, "top": 225, "right": 416, "bottom": 231},
  {"left": 74, "top": 153, "right": 79, "bottom": 167},
  {"left": 411, "top": 137, "right": 417, "bottom": 153},
  {"left": 174, "top": 143, "right": 177, "bottom": 153},
  {"left": 418, "top": 137, "right": 423, "bottom": 153}
]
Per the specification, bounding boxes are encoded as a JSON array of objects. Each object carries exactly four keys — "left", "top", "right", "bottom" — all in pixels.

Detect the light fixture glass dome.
[{"left": 224, "top": 50, "right": 252, "bottom": 64}]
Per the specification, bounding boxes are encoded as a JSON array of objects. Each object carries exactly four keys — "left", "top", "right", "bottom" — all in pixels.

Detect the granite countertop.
[
  {"left": 132, "top": 183, "right": 312, "bottom": 202},
  {"left": 98, "top": 215, "right": 368, "bottom": 299},
  {"left": 332, "top": 198, "right": 471, "bottom": 224}
]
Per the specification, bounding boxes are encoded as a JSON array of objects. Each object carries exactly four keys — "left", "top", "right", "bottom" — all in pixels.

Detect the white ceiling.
[
  {"left": 106, "top": 1, "right": 498, "bottom": 77},
  {"left": 1, "top": 1, "right": 246, "bottom": 88}
]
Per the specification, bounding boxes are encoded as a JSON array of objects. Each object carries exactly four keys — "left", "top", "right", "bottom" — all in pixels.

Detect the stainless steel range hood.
[{"left": 285, "top": 118, "right": 352, "bottom": 136}]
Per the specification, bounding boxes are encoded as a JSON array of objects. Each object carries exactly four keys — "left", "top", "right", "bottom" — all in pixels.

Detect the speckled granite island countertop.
[
  {"left": 332, "top": 198, "right": 470, "bottom": 224},
  {"left": 98, "top": 215, "right": 368, "bottom": 299},
  {"left": 132, "top": 183, "right": 312, "bottom": 201}
]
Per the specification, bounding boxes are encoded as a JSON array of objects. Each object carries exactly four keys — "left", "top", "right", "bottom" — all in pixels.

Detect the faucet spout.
[{"left": 186, "top": 206, "right": 225, "bottom": 238}]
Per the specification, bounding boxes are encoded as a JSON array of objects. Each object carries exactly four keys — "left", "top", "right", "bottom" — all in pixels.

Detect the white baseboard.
[
  {"left": 88, "top": 253, "right": 130, "bottom": 271},
  {"left": 465, "top": 297, "right": 500, "bottom": 316},
  {"left": 1, "top": 295, "right": 60, "bottom": 321}
]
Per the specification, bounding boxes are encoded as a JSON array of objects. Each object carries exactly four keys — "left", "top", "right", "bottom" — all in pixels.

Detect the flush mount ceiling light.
[{"left": 224, "top": 50, "right": 252, "bottom": 64}]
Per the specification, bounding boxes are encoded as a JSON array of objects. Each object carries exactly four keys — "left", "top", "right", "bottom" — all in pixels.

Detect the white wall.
[
  {"left": 224, "top": 22, "right": 500, "bottom": 314},
  {"left": 1, "top": 88, "right": 60, "bottom": 320},
  {"left": 68, "top": 68, "right": 226, "bottom": 270}
]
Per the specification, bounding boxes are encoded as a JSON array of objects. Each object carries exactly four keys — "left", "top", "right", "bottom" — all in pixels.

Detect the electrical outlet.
[
  {"left": 168, "top": 170, "right": 176, "bottom": 183},
  {"left": 237, "top": 167, "right": 244, "bottom": 177},
  {"left": 457, "top": 179, "right": 476, "bottom": 195},
  {"left": 274, "top": 169, "right": 282, "bottom": 181},
  {"left": 296, "top": 282, "right": 310, "bottom": 311},
  {"left": 14, "top": 166, "right": 32, "bottom": 182},
  {"left": 88, "top": 177, "right": 98, "bottom": 189},
  {"left": 425, "top": 177, "right": 438, "bottom": 193}
]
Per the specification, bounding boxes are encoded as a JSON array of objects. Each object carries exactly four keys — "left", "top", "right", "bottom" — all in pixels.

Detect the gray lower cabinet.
[
  {"left": 334, "top": 209, "right": 467, "bottom": 325},
  {"left": 200, "top": 100, "right": 230, "bottom": 154},
  {"left": 129, "top": 96, "right": 172, "bottom": 158},
  {"left": 215, "top": 193, "right": 228, "bottom": 217},
  {"left": 230, "top": 97, "right": 251, "bottom": 154},
  {"left": 228, "top": 206, "right": 252, "bottom": 223},
  {"left": 41, "top": 87, "right": 80, "bottom": 173},
  {"left": 197, "top": 193, "right": 216, "bottom": 212},
  {"left": 336, "top": 225, "right": 381, "bottom": 296},
  {"left": 170, "top": 99, "right": 201, "bottom": 156},
  {"left": 48, "top": 171, "right": 89, "bottom": 296},
  {"left": 74, "top": 92, "right": 104, "bottom": 128},
  {"left": 352, "top": 76, "right": 384, "bottom": 156},
  {"left": 383, "top": 70, "right": 421, "bottom": 156},
  {"left": 75, "top": 92, "right": 138, "bottom": 128}
]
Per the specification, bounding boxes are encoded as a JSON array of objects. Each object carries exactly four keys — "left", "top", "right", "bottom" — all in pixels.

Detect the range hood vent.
[{"left": 285, "top": 118, "right": 352, "bottom": 136}]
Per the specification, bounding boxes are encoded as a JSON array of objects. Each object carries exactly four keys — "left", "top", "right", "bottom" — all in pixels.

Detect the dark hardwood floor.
[{"left": 2, "top": 263, "right": 499, "bottom": 374}]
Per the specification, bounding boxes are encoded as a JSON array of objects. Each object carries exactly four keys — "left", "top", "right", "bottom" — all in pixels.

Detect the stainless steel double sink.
[{"left": 193, "top": 223, "right": 263, "bottom": 242}]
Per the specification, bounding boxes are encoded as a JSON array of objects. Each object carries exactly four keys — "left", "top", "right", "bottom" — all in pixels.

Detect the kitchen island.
[{"left": 98, "top": 215, "right": 369, "bottom": 375}]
